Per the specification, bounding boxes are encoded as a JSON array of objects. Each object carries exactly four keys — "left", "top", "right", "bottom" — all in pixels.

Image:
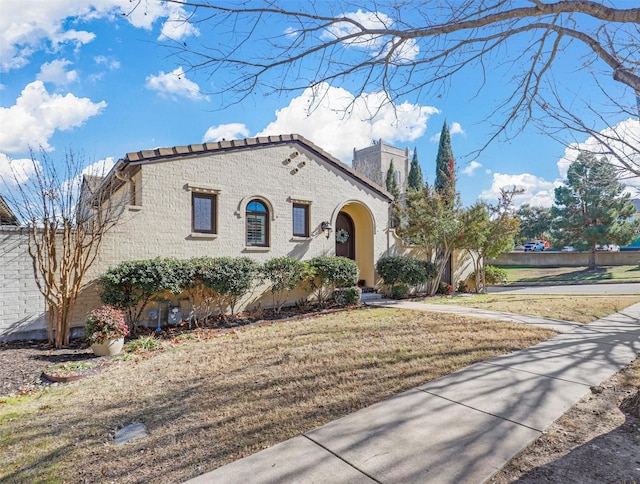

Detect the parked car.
[
  {"left": 561, "top": 246, "right": 577, "bottom": 252},
  {"left": 596, "top": 244, "right": 620, "bottom": 252},
  {"left": 524, "top": 240, "right": 546, "bottom": 252}
]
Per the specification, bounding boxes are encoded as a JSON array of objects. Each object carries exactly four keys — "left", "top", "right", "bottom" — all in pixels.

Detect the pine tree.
[
  {"left": 434, "top": 120, "right": 456, "bottom": 202},
  {"left": 407, "top": 147, "right": 424, "bottom": 192},
  {"left": 552, "top": 152, "right": 639, "bottom": 270},
  {"left": 385, "top": 160, "right": 401, "bottom": 201}
]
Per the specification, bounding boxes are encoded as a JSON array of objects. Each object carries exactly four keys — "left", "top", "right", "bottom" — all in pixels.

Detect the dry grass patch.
[
  {"left": 499, "top": 265, "right": 640, "bottom": 283},
  {"left": 0, "top": 307, "right": 556, "bottom": 483},
  {"left": 427, "top": 294, "right": 640, "bottom": 323}
]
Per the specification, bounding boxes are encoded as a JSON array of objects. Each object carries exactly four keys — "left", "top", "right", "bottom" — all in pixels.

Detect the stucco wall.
[
  {"left": 0, "top": 228, "right": 48, "bottom": 340},
  {"left": 72, "top": 141, "right": 395, "bottom": 326},
  {"left": 96, "top": 143, "right": 390, "bottom": 265}
]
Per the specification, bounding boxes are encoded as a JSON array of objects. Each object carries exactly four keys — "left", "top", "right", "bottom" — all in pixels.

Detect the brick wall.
[{"left": 0, "top": 228, "right": 48, "bottom": 340}]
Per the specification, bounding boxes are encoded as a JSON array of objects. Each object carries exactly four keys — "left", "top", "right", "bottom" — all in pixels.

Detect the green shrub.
[
  {"left": 306, "top": 256, "right": 359, "bottom": 305},
  {"left": 191, "top": 256, "right": 260, "bottom": 318},
  {"left": 334, "top": 286, "right": 362, "bottom": 306},
  {"left": 376, "top": 256, "right": 437, "bottom": 294},
  {"left": 390, "top": 284, "right": 409, "bottom": 299},
  {"left": 262, "top": 256, "right": 307, "bottom": 313},
  {"left": 484, "top": 265, "right": 508, "bottom": 284},
  {"left": 99, "top": 258, "right": 193, "bottom": 329}
]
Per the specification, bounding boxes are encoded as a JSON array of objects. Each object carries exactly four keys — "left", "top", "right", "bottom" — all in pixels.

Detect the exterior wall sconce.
[{"left": 320, "top": 221, "right": 332, "bottom": 239}]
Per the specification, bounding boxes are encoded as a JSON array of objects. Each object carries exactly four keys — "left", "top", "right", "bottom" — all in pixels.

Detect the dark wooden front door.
[{"left": 335, "top": 212, "right": 355, "bottom": 260}]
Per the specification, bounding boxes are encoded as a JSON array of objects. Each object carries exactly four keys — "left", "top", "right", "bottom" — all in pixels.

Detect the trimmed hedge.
[
  {"left": 99, "top": 255, "right": 361, "bottom": 326},
  {"left": 261, "top": 256, "right": 307, "bottom": 313},
  {"left": 306, "top": 256, "right": 360, "bottom": 305},
  {"left": 375, "top": 255, "right": 437, "bottom": 298}
]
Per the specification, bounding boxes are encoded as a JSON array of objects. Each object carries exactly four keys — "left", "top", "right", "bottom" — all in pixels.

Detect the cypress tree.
[
  {"left": 407, "top": 147, "right": 424, "bottom": 192},
  {"left": 385, "top": 160, "right": 401, "bottom": 201},
  {"left": 434, "top": 120, "right": 456, "bottom": 201}
]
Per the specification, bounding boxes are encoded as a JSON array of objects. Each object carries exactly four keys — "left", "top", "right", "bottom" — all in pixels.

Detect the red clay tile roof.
[{"left": 119, "top": 134, "right": 393, "bottom": 202}]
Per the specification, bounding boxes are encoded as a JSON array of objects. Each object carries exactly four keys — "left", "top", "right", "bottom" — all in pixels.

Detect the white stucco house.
[{"left": 1, "top": 134, "right": 473, "bottom": 340}]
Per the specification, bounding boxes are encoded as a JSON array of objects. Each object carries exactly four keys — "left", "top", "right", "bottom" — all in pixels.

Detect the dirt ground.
[
  {"left": 1, "top": 340, "right": 639, "bottom": 483},
  {"left": 490, "top": 358, "right": 640, "bottom": 483}
]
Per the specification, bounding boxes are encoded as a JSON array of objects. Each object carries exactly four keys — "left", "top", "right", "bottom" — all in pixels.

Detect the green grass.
[{"left": 498, "top": 264, "right": 640, "bottom": 283}]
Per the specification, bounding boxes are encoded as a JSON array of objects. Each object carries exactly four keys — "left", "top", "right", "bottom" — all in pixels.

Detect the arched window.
[{"left": 246, "top": 199, "right": 269, "bottom": 246}]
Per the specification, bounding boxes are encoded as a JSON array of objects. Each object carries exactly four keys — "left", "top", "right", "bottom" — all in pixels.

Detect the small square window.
[
  {"left": 192, "top": 193, "right": 216, "bottom": 234},
  {"left": 293, "top": 203, "right": 309, "bottom": 237}
]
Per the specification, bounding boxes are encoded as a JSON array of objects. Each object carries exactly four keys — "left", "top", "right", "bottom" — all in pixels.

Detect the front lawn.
[
  {"left": 0, "top": 307, "right": 556, "bottom": 483},
  {"left": 498, "top": 264, "right": 640, "bottom": 284},
  {"left": 427, "top": 294, "right": 640, "bottom": 324}
]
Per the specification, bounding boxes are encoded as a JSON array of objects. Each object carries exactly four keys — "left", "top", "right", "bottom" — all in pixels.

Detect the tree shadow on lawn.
[{"left": 519, "top": 267, "right": 612, "bottom": 283}]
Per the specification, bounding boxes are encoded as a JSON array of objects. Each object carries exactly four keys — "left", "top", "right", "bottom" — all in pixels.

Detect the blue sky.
[{"left": 1, "top": 1, "right": 638, "bottom": 207}]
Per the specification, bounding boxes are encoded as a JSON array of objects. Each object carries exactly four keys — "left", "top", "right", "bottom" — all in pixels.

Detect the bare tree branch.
[
  {"left": 158, "top": 1, "right": 639, "bottom": 171},
  {"left": 2, "top": 149, "right": 126, "bottom": 347}
]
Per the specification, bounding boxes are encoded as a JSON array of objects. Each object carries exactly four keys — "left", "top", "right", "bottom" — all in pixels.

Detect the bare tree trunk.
[
  {"left": 588, "top": 248, "right": 597, "bottom": 270},
  {"left": 3, "top": 149, "right": 125, "bottom": 348}
]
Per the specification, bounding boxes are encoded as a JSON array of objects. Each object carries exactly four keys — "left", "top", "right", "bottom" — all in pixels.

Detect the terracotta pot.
[{"left": 91, "top": 337, "right": 125, "bottom": 356}]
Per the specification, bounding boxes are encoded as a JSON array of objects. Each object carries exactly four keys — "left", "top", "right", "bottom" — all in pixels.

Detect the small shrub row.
[
  {"left": 375, "top": 255, "right": 438, "bottom": 299},
  {"left": 100, "top": 255, "right": 360, "bottom": 328}
]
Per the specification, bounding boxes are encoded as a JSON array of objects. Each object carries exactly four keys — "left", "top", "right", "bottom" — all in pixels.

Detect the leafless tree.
[
  {"left": 3, "top": 149, "right": 125, "bottom": 348},
  {"left": 165, "top": 0, "right": 639, "bottom": 169}
]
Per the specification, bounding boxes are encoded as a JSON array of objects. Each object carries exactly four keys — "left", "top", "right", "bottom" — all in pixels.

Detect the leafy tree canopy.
[
  {"left": 516, "top": 204, "right": 554, "bottom": 245},
  {"left": 552, "top": 151, "right": 639, "bottom": 268}
]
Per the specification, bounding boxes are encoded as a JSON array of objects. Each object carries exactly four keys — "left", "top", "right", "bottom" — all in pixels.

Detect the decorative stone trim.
[{"left": 185, "top": 183, "right": 221, "bottom": 194}]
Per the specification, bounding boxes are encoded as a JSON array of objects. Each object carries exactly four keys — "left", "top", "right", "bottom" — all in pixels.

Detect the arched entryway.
[
  {"left": 335, "top": 211, "right": 355, "bottom": 260},
  {"left": 331, "top": 202, "right": 375, "bottom": 287}
]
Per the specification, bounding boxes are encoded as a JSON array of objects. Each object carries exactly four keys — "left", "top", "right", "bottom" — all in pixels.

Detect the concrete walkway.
[{"left": 186, "top": 299, "right": 640, "bottom": 484}]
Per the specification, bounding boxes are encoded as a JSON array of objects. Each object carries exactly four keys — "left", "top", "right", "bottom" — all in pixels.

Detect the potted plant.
[{"left": 85, "top": 306, "right": 129, "bottom": 356}]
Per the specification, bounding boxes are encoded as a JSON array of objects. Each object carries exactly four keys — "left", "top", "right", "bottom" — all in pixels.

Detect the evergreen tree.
[
  {"left": 434, "top": 120, "right": 455, "bottom": 202},
  {"left": 407, "top": 147, "right": 424, "bottom": 192},
  {"left": 385, "top": 160, "right": 401, "bottom": 201},
  {"left": 552, "top": 152, "right": 639, "bottom": 270}
]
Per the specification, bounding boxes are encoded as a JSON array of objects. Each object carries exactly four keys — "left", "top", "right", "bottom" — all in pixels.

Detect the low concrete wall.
[{"left": 489, "top": 251, "right": 640, "bottom": 267}]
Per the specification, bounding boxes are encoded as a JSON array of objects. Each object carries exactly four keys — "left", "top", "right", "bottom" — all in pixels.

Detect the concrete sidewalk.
[{"left": 186, "top": 300, "right": 640, "bottom": 484}]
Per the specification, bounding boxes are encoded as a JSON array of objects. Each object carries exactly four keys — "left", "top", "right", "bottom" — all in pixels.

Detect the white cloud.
[
  {"left": 0, "top": 81, "right": 107, "bottom": 153},
  {"left": 0, "top": 0, "right": 197, "bottom": 71},
  {"left": 479, "top": 172, "right": 559, "bottom": 208},
  {"left": 480, "top": 119, "right": 640, "bottom": 209},
  {"left": 256, "top": 82, "right": 439, "bottom": 161},
  {"left": 145, "top": 67, "right": 209, "bottom": 101},
  {"left": 83, "top": 157, "right": 115, "bottom": 177},
  {"left": 323, "top": 10, "right": 393, "bottom": 48},
  {"left": 322, "top": 9, "right": 420, "bottom": 62},
  {"left": 0, "top": 153, "right": 38, "bottom": 187},
  {"left": 203, "top": 123, "right": 250, "bottom": 142},
  {"left": 159, "top": 2, "right": 200, "bottom": 41},
  {"left": 430, "top": 121, "right": 464, "bottom": 142},
  {"left": 461, "top": 160, "right": 481, "bottom": 176},
  {"left": 450, "top": 122, "right": 465, "bottom": 136},
  {"left": 383, "top": 37, "right": 419, "bottom": 64},
  {"left": 557, "top": 118, "right": 640, "bottom": 190},
  {"left": 36, "top": 59, "right": 78, "bottom": 85},
  {"left": 94, "top": 55, "right": 121, "bottom": 70}
]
